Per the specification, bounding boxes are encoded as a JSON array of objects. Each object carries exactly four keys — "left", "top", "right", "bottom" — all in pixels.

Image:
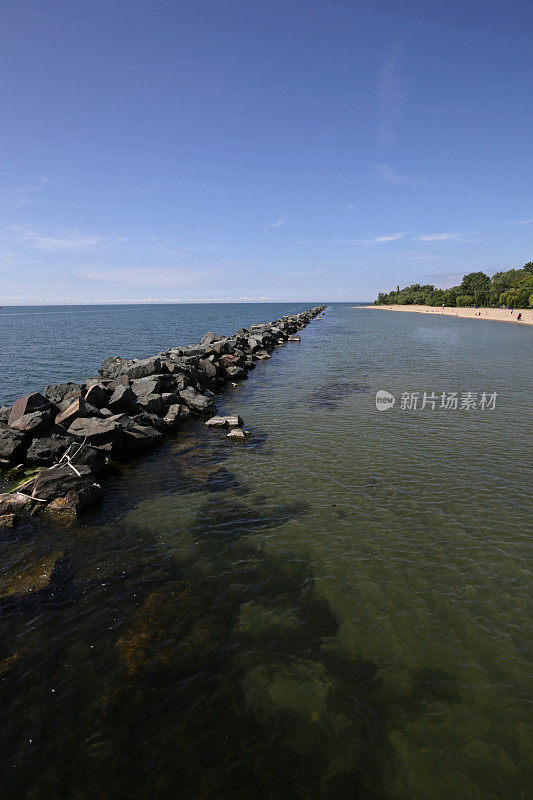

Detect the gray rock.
[
  {"left": 225, "top": 365, "right": 247, "bottom": 380},
  {"left": 178, "top": 387, "right": 216, "bottom": 414},
  {"left": 124, "top": 357, "right": 166, "bottom": 380},
  {"left": 135, "top": 393, "right": 168, "bottom": 416},
  {"left": 67, "top": 415, "right": 125, "bottom": 452},
  {"left": 120, "top": 418, "right": 163, "bottom": 452},
  {"left": 131, "top": 376, "right": 166, "bottom": 398},
  {"left": 44, "top": 382, "right": 82, "bottom": 405},
  {"left": 163, "top": 403, "right": 186, "bottom": 429},
  {"left": 0, "top": 406, "right": 11, "bottom": 424},
  {"left": 60, "top": 441, "right": 106, "bottom": 471},
  {"left": 55, "top": 398, "right": 91, "bottom": 428},
  {"left": 205, "top": 414, "right": 243, "bottom": 428},
  {"left": 107, "top": 373, "right": 131, "bottom": 390},
  {"left": 8, "top": 392, "right": 51, "bottom": 426},
  {"left": 32, "top": 464, "right": 99, "bottom": 502},
  {"left": 42, "top": 484, "right": 103, "bottom": 520},
  {"left": 0, "top": 428, "right": 26, "bottom": 461},
  {"left": 132, "top": 412, "right": 167, "bottom": 433},
  {"left": 26, "top": 434, "right": 71, "bottom": 465},
  {"left": 198, "top": 358, "right": 218, "bottom": 379},
  {"left": 98, "top": 356, "right": 136, "bottom": 380},
  {"left": 84, "top": 383, "right": 110, "bottom": 408},
  {"left": 9, "top": 409, "right": 54, "bottom": 437},
  {"left": 0, "top": 492, "right": 32, "bottom": 515},
  {"left": 108, "top": 385, "right": 137, "bottom": 412}
]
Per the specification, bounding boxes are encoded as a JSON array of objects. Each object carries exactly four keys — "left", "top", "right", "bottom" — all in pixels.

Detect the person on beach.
[{"left": 517, "top": 312, "right": 522, "bottom": 321}]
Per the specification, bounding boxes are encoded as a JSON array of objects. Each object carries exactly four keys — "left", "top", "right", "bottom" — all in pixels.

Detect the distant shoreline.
[{"left": 351, "top": 304, "right": 533, "bottom": 326}]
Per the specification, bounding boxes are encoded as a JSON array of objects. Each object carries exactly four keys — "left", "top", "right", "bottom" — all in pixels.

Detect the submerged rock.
[
  {"left": 0, "top": 492, "right": 32, "bottom": 515},
  {"left": 0, "top": 551, "right": 66, "bottom": 601},
  {"left": 42, "top": 484, "right": 103, "bottom": 520},
  {"left": 0, "top": 513, "right": 18, "bottom": 528}
]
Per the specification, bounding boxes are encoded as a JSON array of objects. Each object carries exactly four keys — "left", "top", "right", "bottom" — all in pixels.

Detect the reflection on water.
[{"left": 1, "top": 305, "right": 532, "bottom": 798}]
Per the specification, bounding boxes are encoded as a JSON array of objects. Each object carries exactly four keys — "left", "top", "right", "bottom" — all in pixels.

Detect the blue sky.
[{"left": 1, "top": 0, "right": 532, "bottom": 304}]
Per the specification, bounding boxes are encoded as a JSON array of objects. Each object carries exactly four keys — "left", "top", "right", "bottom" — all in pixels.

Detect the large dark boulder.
[
  {"left": 135, "top": 393, "right": 167, "bottom": 416},
  {"left": 44, "top": 383, "right": 81, "bottom": 405},
  {"left": 98, "top": 356, "right": 136, "bottom": 380},
  {"left": 61, "top": 441, "right": 106, "bottom": 471},
  {"left": 132, "top": 412, "right": 167, "bottom": 433},
  {"left": 178, "top": 387, "right": 216, "bottom": 414},
  {"left": 198, "top": 358, "right": 218, "bottom": 380},
  {"left": 123, "top": 357, "right": 167, "bottom": 381},
  {"left": 84, "top": 383, "right": 110, "bottom": 408},
  {"left": 131, "top": 376, "right": 166, "bottom": 398},
  {"left": 26, "top": 433, "right": 72, "bottom": 465},
  {"left": 108, "top": 385, "right": 137, "bottom": 413},
  {"left": 120, "top": 418, "right": 163, "bottom": 452},
  {"left": 55, "top": 398, "right": 92, "bottom": 428},
  {"left": 67, "top": 415, "right": 125, "bottom": 452},
  {"left": 9, "top": 409, "right": 54, "bottom": 437},
  {"left": 8, "top": 392, "right": 50, "bottom": 426},
  {"left": 201, "top": 332, "right": 219, "bottom": 344},
  {"left": 32, "top": 464, "right": 100, "bottom": 502},
  {"left": 0, "top": 428, "right": 26, "bottom": 461}
]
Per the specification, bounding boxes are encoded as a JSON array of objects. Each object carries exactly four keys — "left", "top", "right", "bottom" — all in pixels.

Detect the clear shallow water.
[{"left": 0, "top": 304, "right": 532, "bottom": 799}]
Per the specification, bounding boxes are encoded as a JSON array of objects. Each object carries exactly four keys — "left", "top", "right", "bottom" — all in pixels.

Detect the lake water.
[{"left": 0, "top": 303, "right": 532, "bottom": 799}]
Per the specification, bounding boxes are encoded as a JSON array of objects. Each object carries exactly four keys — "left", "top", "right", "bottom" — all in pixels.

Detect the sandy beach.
[{"left": 353, "top": 305, "right": 533, "bottom": 326}]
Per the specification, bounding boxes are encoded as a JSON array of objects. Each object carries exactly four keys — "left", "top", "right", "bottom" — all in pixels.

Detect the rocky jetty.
[{"left": 0, "top": 306, "right": 325, "bottom": 522}]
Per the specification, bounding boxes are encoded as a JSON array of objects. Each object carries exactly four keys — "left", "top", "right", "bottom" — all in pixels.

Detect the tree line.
[{"left": 375, "top": 262, "right": 533, "bottom": 308}]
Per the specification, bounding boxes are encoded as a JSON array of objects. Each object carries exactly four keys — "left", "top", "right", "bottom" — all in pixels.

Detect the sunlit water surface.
[{"left": 0, "top": 304, "right": 531, "bottom": 799}]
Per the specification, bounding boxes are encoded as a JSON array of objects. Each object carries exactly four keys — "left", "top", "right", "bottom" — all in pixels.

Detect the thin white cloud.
[
  {"left": 415, "top": 232, "right": 463, "bottom": 242},
  {"left": 372, "top": 164, "right": 415, "bottom": 184},
  {"left": 377, "top": 40, "right": 406, "bottom": 146},
  {"left": 373, "top": 233, "right": 405, "bottom": 243},
  {"left": 508, "top": 218, "right": 533, "bottom": 227},
  {"left": 8, "top": 225, "right": 123, "bottom": 251},
  {"left": 266, "top": 218, "right": 287, "bottom": 230},
  {"left": 337, "top": 233, "right": 405, "bottom": 246}
]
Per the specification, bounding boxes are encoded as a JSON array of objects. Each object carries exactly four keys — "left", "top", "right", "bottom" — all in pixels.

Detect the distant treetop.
[{"left": 375, "top": 262, "right": 533, "bottom": 309}]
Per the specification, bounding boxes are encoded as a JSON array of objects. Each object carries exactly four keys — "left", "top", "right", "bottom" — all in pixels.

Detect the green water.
[{"left": 1, "top": 306, "right": 531, "bottom": 798}]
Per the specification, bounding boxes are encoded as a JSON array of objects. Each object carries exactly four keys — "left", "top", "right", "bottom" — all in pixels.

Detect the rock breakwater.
[{"left": 0, "top": 306, "right": 325, "bottom": 522}]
